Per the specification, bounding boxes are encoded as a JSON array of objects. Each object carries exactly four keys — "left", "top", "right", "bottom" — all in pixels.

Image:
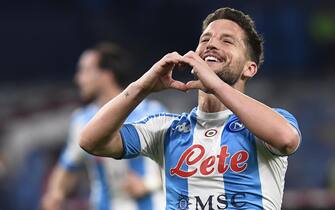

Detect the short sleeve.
[
  {"left": 258, "top": 108, "right": 301, "bottom": 156},
  {"left": 119, "top": 113, "right": 178, "bottom": 166}
]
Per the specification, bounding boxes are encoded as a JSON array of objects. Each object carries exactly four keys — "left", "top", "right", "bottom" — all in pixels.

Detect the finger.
[
  {"left": 176, "top": 61, "right": 191, "bottom": 70},
  {"left": 161, "top": 52, "right": 183, "bottom": 66},
  {"left": 183, "top": 50, "right": 204, "bottom": 63},
  {"left": 167, "top": 51, "right": 183, "bottom": 58},
  {"left": 182, "top": 51, "right": 196, "bottom": 64},
  {"left": 156, "top": 52, "right": 184, "bottom": 75},
  {"left": 186, "top": 80, "right": 207, "bottom": 91},
  {"left": 181, "top": 56, "right": 204, "bottom": 78},
  {"left": 181, "top": 55, "right": 197, "bottom": 69},
  {"left": 182, "top": 51, "right": 205, "bottom": 70},
  {"left": 183, "top": 50, "right": 196, "bottom": 58},
  {"left": 169, "top": 80, "right": 188, "bottom": 92}
]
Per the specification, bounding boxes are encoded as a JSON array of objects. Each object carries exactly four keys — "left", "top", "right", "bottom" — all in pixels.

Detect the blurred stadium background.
[{"left": 1, "top": 0, "right": 335, "bottom": 209}]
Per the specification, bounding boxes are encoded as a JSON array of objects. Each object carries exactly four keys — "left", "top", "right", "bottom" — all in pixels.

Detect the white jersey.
[
  {"left": 59, "top": 100, "right": 166, "bottom": 210},
  {"left": 120, "top": 107, "right": 301, "bottom": 210}
]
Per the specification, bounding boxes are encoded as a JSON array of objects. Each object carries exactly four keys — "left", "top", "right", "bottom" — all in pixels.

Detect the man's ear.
[{"left": 241, "top": 61, "right": 257, "bottom": 80}]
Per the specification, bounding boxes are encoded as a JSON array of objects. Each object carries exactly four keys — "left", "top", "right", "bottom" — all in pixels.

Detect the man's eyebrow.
[
  {"left": 221, "top": 33, "right": 245, "bottom": 45},
  {"left": 200, "top": 32, "right": 212, "bottom": 39},
  {"left": 200, "top": 32, "right": 237, "bottom": 40},
  {"left": 220, "top": 33, "right": 236, "bottom": 40}
]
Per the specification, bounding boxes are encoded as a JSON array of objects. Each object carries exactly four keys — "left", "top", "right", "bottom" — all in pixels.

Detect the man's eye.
[
  {"left": 223, "top": 39, "right": 232, "bottom": 44},
  {"left": 201, "top": 39, "right": 209, "bottom": 43}
]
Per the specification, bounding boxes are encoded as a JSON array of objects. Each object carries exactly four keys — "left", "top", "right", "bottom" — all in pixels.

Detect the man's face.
[
  {"left": 196, "top": 19, "right": 250, "bottom": 85},
  {"left": 74, "top": 50, "right": 102, "bottom": 103}
]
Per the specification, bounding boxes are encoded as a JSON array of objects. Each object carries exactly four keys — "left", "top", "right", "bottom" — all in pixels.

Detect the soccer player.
[
  {"left": 41, "top": 42, "right": 165, "bottom": 210},
  {"left": 79, "top": 8, "right": 301, "bottom": 210}
]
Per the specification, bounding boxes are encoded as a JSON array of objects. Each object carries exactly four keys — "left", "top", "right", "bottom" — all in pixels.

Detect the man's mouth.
[
  {"left": 204, "top": 56, "right": 219, "bottom": 62},
  {"left": 203, "top": 54, "right": 224, "bottom": 63}
]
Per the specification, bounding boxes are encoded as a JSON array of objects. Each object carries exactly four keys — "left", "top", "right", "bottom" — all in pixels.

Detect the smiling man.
[{"left": 79, "top": 8, "right": 301, "bottom": 210}]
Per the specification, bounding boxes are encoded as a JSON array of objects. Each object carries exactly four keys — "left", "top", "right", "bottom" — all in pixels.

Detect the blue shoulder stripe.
[{"left": 119, "top": 124, "right": 141, "bottom": 159}]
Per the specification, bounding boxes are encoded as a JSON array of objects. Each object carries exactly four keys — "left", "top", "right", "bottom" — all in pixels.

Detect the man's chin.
[{"left": 206, "top": 62, "right": 224, "bottom": 70}]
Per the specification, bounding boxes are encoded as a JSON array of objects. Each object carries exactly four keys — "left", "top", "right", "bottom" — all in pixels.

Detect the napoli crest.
[{"left": 227, "top": 119, "right": 245, "bottom": 132}]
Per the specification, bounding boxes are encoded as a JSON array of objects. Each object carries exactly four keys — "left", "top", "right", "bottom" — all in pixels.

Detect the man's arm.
[
  {"left": 79, "top": 52, "right": 187, "bottom": 158},
  {"left": 184, "top": 51, "right": 300, "bottom": 155},
  {"left": 41, "top": 166, "right": 78, "bottom": 210},
  {"left": 216, "top": 85, "right": 300, "bottom": 155}
]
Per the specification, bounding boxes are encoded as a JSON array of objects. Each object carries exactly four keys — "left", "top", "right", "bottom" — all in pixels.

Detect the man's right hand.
[{"left": 134, "top": 52, "right": 188, "bottom": 93}]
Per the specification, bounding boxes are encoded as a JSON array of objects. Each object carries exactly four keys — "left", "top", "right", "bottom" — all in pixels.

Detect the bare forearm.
[
  {"left": 41, "top": 167, "right": 78, "bottom": 210},
  {"left": 49, "top": 168, "right": 77, "bottom": 196},
  {"left": 79, "top": 82, "right": 149, "bottom": 157},
  {"left": 214, "top": 82, "right": 300, "bottom": 154}
]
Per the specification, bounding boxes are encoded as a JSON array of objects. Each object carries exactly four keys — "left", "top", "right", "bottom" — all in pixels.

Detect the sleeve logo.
[{"left": 176, "top": 122, "right": 191, "bottom": 133}]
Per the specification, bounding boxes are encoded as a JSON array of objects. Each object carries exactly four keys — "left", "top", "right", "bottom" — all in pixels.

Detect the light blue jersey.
[
  {"left": 59, "top": 100, "right": 166, "bottom": 210},
  {"left": 120, "top": 107, "right": 301, "bottom": 210}
]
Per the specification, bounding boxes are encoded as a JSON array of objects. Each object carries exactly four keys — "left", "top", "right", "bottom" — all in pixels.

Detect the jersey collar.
[{"left": 191, "top": 107, "right": 233, "bottom": 121}]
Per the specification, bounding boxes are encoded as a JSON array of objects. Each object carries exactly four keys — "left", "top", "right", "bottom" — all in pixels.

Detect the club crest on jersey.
[{"left": 228, "top": 119, "right": 245, "bottom": 132}]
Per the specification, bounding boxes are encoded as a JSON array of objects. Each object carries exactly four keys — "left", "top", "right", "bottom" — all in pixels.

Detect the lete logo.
[{"left": 170, "top": 144, "right": 249, "bottom": 178}]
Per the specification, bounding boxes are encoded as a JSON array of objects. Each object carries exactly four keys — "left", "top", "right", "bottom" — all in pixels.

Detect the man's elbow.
[
  {"left": 79, "top": 130, "right": 97, "bottom": 155},
  {"left": 79, "top": 130, "right": 122, "bottom": 158},
  {"left": 279, "top": 128, "right": 300, "bottom": 155}
]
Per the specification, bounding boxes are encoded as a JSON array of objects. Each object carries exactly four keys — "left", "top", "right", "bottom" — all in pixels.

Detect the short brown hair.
[{"left": 203, "top": 7, "right": 264, "bottom": 68}]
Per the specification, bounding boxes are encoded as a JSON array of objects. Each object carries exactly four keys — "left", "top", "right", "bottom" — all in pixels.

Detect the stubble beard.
[{"left": 216, "top": 66, "right": 241, "bottom": 86}]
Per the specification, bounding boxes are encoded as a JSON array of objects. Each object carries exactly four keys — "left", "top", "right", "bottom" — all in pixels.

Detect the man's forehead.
[{"left": 202, "top": 19, "right": 246, "bottom": 38}]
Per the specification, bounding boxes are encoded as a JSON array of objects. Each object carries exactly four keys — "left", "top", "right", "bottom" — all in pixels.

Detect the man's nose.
[{"left": 206, "top": 38, "right": 219, "bottom": 50}]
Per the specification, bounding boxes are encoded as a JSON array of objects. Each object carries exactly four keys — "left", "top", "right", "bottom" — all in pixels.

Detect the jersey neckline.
[{"left": 191, "top": 107, "right": 233, "bottom": 121}]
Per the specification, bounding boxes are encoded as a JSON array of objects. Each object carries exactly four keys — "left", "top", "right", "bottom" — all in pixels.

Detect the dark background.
[{"left": 1, "top": 0, "right": 334, "bottom": 82}]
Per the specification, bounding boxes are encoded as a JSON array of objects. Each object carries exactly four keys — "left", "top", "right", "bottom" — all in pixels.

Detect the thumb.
[
  {"left": 186, "top": 80, "right": 206, "bottom": 91},
  {"left": 169, "top": 80, "right": 188, "bottom": 92}
]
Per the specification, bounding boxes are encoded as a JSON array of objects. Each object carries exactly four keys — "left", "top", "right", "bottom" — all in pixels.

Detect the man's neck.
[
  {"left": 198, "top": 91, "right": 227, "bottom": 112},
  {"left": 197, "top": 81, "right": 245, "bottom": 113}
]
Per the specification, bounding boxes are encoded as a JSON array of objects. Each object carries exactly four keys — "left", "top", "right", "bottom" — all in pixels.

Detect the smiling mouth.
[
  {"left": 203, "top": 54, "right": 224, "bottom": 64},
  {"left": 205, "top": 56, "right": 219, "bottom": 62}
]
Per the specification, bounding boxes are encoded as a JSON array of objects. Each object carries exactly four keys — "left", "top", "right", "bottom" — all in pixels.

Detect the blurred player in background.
[
  {"left": 41, "top": 42, "right": 165, "bottom": 210},
  {"left": 80, "top": 8, "right": 301, "bottom": 210}
]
